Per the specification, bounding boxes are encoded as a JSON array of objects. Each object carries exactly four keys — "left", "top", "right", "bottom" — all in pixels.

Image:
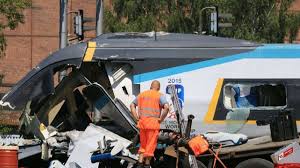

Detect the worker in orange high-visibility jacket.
[{"left": 130, "top": 80, "right": 169, "bottom": 168}]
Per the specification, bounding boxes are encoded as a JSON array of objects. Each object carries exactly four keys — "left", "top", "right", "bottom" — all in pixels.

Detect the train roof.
[
  {"left": 90, "top": 32, "right": 259, "bottom": 48},
  {"left": 26, "top": 32, "right": 261, "bottom": 76}
]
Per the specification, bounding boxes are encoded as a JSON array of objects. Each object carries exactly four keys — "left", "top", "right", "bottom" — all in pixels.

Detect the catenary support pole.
[
  {"left": 96, "top": 0, "right": 103, "bottom": 36},
  {"left": 59, "top": 0, "right": 68, "bottom": 49},
  {"left": 59, "top": 0, "right": 68, "bottom": 81}
]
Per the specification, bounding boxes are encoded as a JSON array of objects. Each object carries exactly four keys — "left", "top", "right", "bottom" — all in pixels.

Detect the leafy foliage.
[
  {"left": 0, "top": 0, "right": 31, "bottom": 56},
  {"left": 287, "top": 13, "right": 300, "bottom": 43},
  {"left": 104, "top": 0, "right": 300, "bottom": 43},
  {"left": 221, "top": 0, "right": 298, "bottom": 43},
  {"left": 0, "top": 124, "right": 18, "bottom": 134}
]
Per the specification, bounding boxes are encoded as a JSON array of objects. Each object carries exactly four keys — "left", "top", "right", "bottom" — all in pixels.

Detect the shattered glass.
[
  {"left": 6, "top": 70, "right": 54, "bottom": 110},
  {"left": 225, "top": 108, "right": 250, "bottom": 133},
  {"left": 0, "top": 58, "right": 81, "bottom": 111},
  {"left": 224, "top": 82, "right": 288, "bottom": 133}
]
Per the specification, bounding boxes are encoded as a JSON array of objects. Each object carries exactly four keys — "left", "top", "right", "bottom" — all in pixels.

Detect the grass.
[{"left": 0, "top": 125, "right": 18, "bottom": 134}]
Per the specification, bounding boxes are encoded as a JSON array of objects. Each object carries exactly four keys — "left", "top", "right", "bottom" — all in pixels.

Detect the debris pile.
[{"left": 44, "top": 124, "right": 138, "bottom": 168}]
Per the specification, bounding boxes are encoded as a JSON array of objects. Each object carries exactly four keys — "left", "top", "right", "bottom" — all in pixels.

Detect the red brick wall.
[
  {"left": 0, "top": 111, "right": 21, "bottom": 125},
  {"left": 290, "top": 0, "right": 300, "bottom": 12},
  {"left": 0, "top": 0, "right": 113, "bottom": 125}
]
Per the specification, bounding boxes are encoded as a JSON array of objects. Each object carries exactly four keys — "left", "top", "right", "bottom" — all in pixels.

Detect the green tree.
[
  {"left": 219, "top": 0, "right": 298, "bottom": 43},
  {"left": 286, "top": 13, "right": 300, "bottom": 43},
  {"left": 104, "top": 0, "right": 300, "bottom": 43},
  {"left": 0, "top": 0, "right": 31, "bottom": 57}
]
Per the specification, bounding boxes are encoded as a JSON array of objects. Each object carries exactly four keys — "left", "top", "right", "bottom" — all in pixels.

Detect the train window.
[{"left": 223, "top": 83, "right": 287, "bottom": 109}]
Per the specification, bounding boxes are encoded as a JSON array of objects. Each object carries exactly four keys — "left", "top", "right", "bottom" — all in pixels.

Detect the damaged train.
[{"left": 0, "top": 32, "right": 300, "bottom": 167}]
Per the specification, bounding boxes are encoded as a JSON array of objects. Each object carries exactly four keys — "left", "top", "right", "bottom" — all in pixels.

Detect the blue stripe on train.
[{"left": 133, "top": 44, "right": 300, "bottom": 84}]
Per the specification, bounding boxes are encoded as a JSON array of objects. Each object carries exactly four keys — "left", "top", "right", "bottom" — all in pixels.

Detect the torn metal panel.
[
  {"left": 105, "top": 62, "right": 137, "bottom": 108},
  {"left": 19, "top": 101, "right": 52, "bottom": 140},
  {"left": 18, "top": 145, "right": 41, "bottom": 160},
  {"left": 36, "top": 70, "right": 90, "bottom": 128},
  {"left": 56, "top": 130, "right": 83, "bottom": 155},
  {"left": 82, "top": 83, "right": 138, "bottom": 136},
  {"left": 66, "top": 124, "right": 138, "bottom": 168},
  {"left": 48, "top": 100, "right": 65, "bottom": 124}
]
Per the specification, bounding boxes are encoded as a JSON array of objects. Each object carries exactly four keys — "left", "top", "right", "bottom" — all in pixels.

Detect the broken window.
[
  {"left": 223, "top": 83, "right": 287, "bottom": 109},
  {"left": 82, "top": 83, "right": 137, "bottom": 139},
  {"left": 10, "top": 70, "right": 55, "bottom": 110},
  {"left": 1, "top": 63, "right": 77, "bottom": 110},
  {"left": 224, "top": 83, "right": 287, "bottom": 133}
]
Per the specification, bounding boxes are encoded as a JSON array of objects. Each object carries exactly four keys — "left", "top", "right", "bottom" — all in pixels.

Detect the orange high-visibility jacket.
[{"left": 137, "top": 90, "right": 162, "bottom": 119}]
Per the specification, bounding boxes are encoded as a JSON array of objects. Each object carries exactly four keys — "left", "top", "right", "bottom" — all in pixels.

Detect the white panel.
[{"left": 105, "top": 63, "right": 136, "bottom": 108}]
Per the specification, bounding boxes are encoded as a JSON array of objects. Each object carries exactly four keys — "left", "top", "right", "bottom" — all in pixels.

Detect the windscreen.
[{"left": 1, "top": 70, "right": 54, "bottom": 110}]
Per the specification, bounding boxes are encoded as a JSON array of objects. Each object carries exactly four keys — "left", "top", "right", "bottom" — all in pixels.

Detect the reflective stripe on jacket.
[
  {"left": 137, "top": 117, "right": 160, "bottom": 130},
  {"left": 137, "top": 90, "right": 162, "bottom": 119}
]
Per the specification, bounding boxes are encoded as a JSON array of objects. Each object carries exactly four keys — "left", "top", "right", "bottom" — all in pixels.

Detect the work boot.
[
  {"left": 144, "top": 165, "right": 151, "bottom": 168},
  {"left": 136, "top": 162, "right": 144, "bottom": 168}
]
